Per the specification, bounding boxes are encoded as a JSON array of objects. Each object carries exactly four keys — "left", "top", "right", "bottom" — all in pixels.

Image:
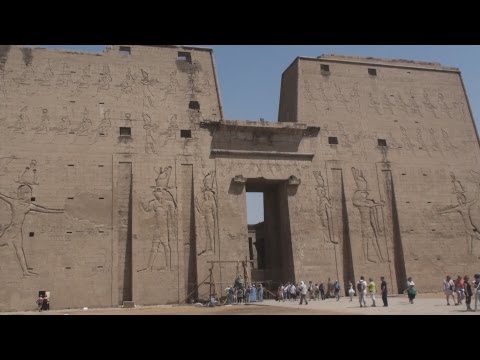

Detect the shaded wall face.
[
  {"left": 285, "top": 59, "right": 480, "bottom": 292},
  {"left": 0, "top": 45, "right": 221, "bottom": 310}
]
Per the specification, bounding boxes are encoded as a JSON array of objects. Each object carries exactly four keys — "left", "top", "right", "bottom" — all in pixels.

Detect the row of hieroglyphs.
[
  {"left": 0, "top": 58, "right": 214, "bottom": 103},
  {"left": 302, "top": 78, "right": 469, "bottom": 120},
  {"left": 323, "top": 122, "right": 464, "bottom": 159},
  {"left": 313, "top": 167, "right": 480, "bottom": 261},
  {"left": 2, "top": 105, "right": 193, "bottom": 150}
]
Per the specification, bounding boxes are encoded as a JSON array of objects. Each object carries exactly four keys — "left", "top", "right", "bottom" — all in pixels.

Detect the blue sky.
[{"left": 37, "top": 45, "right": 480, "bottom": 224}]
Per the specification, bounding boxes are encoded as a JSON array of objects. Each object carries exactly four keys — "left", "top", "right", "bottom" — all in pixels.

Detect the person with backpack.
[{"left": 357, "top": 276, "right": 367, "bottom": 307}]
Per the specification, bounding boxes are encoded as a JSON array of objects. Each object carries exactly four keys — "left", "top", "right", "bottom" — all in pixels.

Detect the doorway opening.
[{"left": 245, "top": 179, "right": 295, "bottom": 290}]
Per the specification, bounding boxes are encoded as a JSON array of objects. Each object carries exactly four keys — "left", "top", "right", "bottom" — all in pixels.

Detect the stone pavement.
[{"left": 3, "top": 293, "right": 480, "bottom": 315}]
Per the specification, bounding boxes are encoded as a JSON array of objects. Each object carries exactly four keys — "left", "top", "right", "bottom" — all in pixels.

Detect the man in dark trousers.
[{"left": 380, "top": 276, "right": 388, "bottom": 307}]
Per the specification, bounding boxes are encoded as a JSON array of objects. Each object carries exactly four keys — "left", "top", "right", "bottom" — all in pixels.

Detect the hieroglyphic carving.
[
  {"left": 438, "top": 173, "right": 480, "bottom": 254},
  {"left": 399, "top": 126, "right": 416, "bottom": 154},
  {"left": 349, "top": 82, "right": 361, "bottom": 114},
  {"left": 95, "top": 65, "right": 112, "bottom": 94},
  {"left": 185, "top": 62, "right": 201, "bottom": 97},
  {"left": 313, "top": 170, "right": 336, "bottom": 244},
  {"left": 96, "top": 109, "right": 111, "bottom": 136},
  {"left": 35, "top": 60, "right": 54, "bottom": 87},
  {"left": 351, "top": 167, "right": 385, "bottom": 263},
  {"left": 441, "top": 128, "right": 457, "bottom": 156},
  {"left": 427, "top": 128, "right": 443, "bottom": 156},
  {"left": 56, "top": 63, "right": 73, "bottom": 87},
  {"left": 195, "top": 171, "right": 218, "bottom": 255},
  {"left": 50, "top": 106, "right": 71, "bottom": 135},
  {"left": 416, "top": 128, "right": 431, "bottom": 156},
  {"left": 302, "top": 79, "right": 331, "bottom": 115},
  {"left": 408, "top": 92, "right": 423, "bottom": 117},
  {"left": 0, "top": 155, "right": 18, "bottom": 176},
  {"left": 13, "top": 64, "right": 34, "bottom": 87},
  {"left": 395, "top": 93, "right": 410, "bottom": 115},
  {"left": 368, "top": 93, "right": 382, "bottom": 115},
  {"left": 74, "top": 64, "right": 91, "bottom": 91},
  {"left": 32, "top": 108, "right": 50, "bottom": 134},
  {"left": 450, "top": 172, "right": 466, "bottom": 203},
  {"left": 138, "top": 166, "right": 177, "bottom": 272},
  {"left": 16, "top": 159, "right": 39, "bottom": 185},
  {"left": 437, "top": 93, "right": 453, "bottom": 119},
  {"left": 422, "top": 90, "right": 438, "bottom": 118},
  {"left": 116, "top": 67, "right": 136, "bottom": 98},
  {"left": 333, "top": 82, "right": 350, "bottom": 112},
  {"left": 142, "top": 113, "right": 157, "bottom": 154},
  {"left": 381, "top": 93, "right": 396, "bottom": 115},
  {"left": 75, "top": 108, "right": 92, "bottom": 136},
  {"left": 8, "top": 106, "right": 29, "bottom": 133},
  {"left": 140, "top": 69, "right": 158, "bottom": 108},
  {"left": 0, "top": 182, "right": 64, "bottom": 276},
  {"left": 162, "top": 114, "right": 179, "bottom": 144}
]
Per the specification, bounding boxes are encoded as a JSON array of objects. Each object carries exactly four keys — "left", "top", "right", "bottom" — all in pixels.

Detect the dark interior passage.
[{"left": 246, "top": 179, "right": 294, "bottom": 288}]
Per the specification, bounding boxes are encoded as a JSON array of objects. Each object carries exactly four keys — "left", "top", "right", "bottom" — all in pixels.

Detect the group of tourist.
[
  {"left": 225, "top": 276, "right": 264, "bottom": 304},
  {"left": 443, "top": 273, "right": 480, "bottom": 311}
]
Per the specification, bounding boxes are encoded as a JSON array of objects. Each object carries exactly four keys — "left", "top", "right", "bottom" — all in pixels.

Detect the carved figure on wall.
[
  {"left": 438, "top": 176, "right": 480, "bottom": 255},
  {"left": 138, "top": 188, "right": 177, "bottom": 272},
  {"left": 313, "top": 170, "right": 336, "bottom": 244},
  {"left": 9, "top": 106, "right": 29, "bottom": 133},
  {"left": 138, "top": 166, "right": 177, "bottom": 272},
  {"left": 35, "top": 60, "right": 54, "bottom": 87},
  {"left": 13, "top": 65, "right": 34, "bottom": 86},
  {"left": 422, "top": 90, "right": 438, "bottom": 118},
  {"left": 450, "top": 172, "right": 466, "bottom": 204},
  {"left": 399, "top": 126, "right": 416, "bottom": 154},
  {"left": 75, "top": 108, "right": 92, "bottom": 136},
  {"left": 349, "top": 82, "right": 361, "bottom": 113},
  {"left": 163, "top": 114, "right": 179, "bottom": 144},
  {"left": 74, "top": 64, "right": 91, "bottom": 90},
  {"left": 56, "top": 63, "right": 73, "bottom": 87},
  {"left": 0, "top": 184, "right": 64, "bottom": 276},
  {"left": 196, "top": 171, "right": 218, "bottom": 255},
  {"left": 142, "top": 113, "right": 157, "bottom": 154},
  {"left": 428, "top": 128, "right": 442, "bottom": 155},
  {"left": 333, "top": 82, "right": 350, "bottom": 112},
  {"left": 381, "top": 93, "right": 396, "bottom": 115},
  {"left": 96, "top": 65, "right": 112, "bottom": 92},
  {"left": 408, "top": 93, "right": 423, "bottom": 117},
  {"left": 117, "top": 67, "right": 136, "bottom": 96},
  {"left": 368, "top": 93, "right": 382, "bottom": 115},
  {"left": 96, "top": 109, "right": 111, "bottom": 136},
  {"left": 0, "top": 155, "right": 18, "bottom": 176},
  {"left": 32, "top": 108, "right": 50, "bottom": 134},
  {"left": 160, "top": 70, "right": 180, "bottom": 101},
  {"left": 416, "top": 128, "right": 431, "bottom": 157},
  {"left": 17, "top": 160, "right": 38, "bottom": 185},
  {"left": 51, "top": 106, "right": 71, "bottom": 135},
  {"left": 351, "top": 167, "right": 385, "bottom": 263},
  {"left": 395, "top": 93, "right": 410, "bottom": 115},
  {"left": 441, "top": 128, "right": 457, "bottom": 155},
  {"left": 140, "top": 69, "right": 158, "bottom": 108},
  {"left": 437, "top": 93, "right": 453, "bottom": 119},
  {"left": 155, "top": 166, "right": 172, "bottom": 189}
]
